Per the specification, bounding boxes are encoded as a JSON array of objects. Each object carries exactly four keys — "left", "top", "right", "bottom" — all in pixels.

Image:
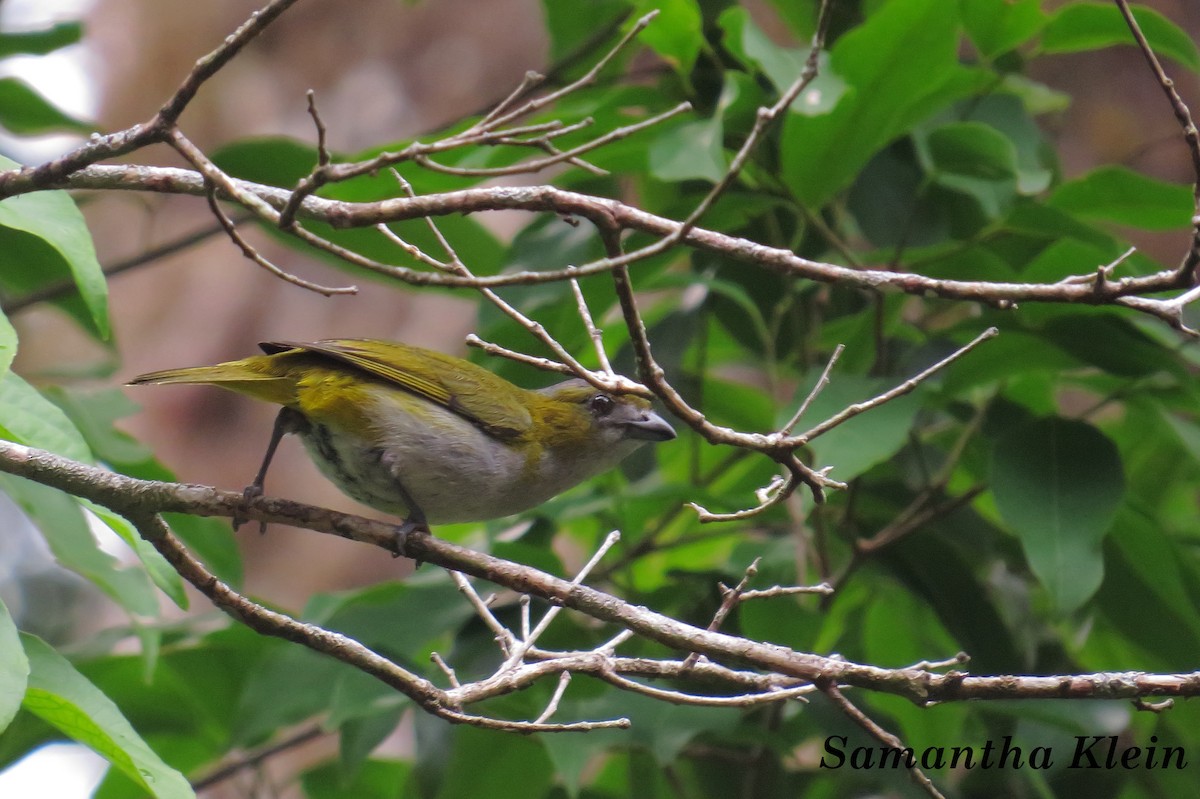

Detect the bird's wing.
[{"left": 260, "top": 339, "right": 532, "bottom": 439}]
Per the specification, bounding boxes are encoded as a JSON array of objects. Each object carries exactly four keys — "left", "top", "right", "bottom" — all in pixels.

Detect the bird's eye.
[{"left": 588, "top": 393, "right": 615, "bottom": 416}]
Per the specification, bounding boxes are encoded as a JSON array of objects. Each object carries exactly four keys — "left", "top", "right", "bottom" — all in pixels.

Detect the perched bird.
[{"left": 129, "top": 339, "right": 675, "bottom": 530}]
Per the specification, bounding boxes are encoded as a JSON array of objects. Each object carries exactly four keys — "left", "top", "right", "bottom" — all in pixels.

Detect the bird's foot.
[
  {"left": 233, "top": 482, "right": 268, "bottom": 534},
  {"left": 392, "top": 513, "right": 429, "bottom": 560}
]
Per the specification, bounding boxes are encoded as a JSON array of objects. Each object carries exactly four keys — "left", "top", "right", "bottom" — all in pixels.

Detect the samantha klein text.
[{"left": 820, "top": 734, "right": 1186, "bottom": 771}]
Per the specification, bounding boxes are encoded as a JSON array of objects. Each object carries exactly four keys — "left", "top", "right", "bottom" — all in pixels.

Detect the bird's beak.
[{"left": 624, "top": 409, "right": 677, "bottom": 442}]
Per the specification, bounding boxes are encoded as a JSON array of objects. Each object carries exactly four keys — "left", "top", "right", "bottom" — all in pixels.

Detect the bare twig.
[
  {"left": 822, "top": 683, "right": 946, "bottom": 799},
  {"left": 682, "top": 558, "right": 763, "bottom": 669},
  {"left": 782, "top": 344, "right": 844, "bottom": 434},
  {"left": 430, "top": 652, "right": 461, "bottom": 689},
  {"left": 796, "top": 328, "right": 999, "bottom": 444},
  {"left": 464, "top": 334, "right": 574, "bottom": 375},
  {"left": 501, "top": 530, "right": 622, "bottom": 671},
  {"left": 534, "top": 672, "right": 572, "bottom": 724},
  {"left": 413, "top": 103, "right": 690, "bottom": 177},
  {"left": 567, "top": 266, "right": 615, "bottom": 376},
  {"left": 472, "top": 11, "right": 660, "bottom": 133},
  {"left": 600, "top": 668, "right": 815, "bottom": 707},
  {"left": 736, "top": 583, "right": 834, "bottom": 601},
  {"left": 684, "top": 330, "right": 996, "bottom": 524},
  {"left": 906, "top": 653, "right": 970, "bottom": 672},
  {"left": 1114, "top": 0, "right": 1200, "bottom": 283},
  {"left": 204, "top": 187, "right": 355, "bottom": 296},
  {"left": 385, "top": 169, "right": 646, "bottom": 395}
]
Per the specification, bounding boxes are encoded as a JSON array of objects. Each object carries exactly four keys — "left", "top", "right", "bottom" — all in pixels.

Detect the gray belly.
[{"left": 296, "top": 413, "right": 538, "bottom": 524}]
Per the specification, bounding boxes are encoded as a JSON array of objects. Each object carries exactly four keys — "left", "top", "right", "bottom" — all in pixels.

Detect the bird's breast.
[{"left": 294, "top": 384, "right": 549, "bottom": 523}]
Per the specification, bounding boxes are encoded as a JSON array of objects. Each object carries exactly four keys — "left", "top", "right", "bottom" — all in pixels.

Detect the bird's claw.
[
  {"left": 392, "top": 514, "right": 429, "bottom": 560},
  {"left": 233, "top": 483, "right": 267, "bottom": 534}
]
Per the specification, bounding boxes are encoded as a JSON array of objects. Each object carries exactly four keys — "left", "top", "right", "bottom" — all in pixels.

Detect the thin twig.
[
  {"left": 736, "top": 583, "right": 833, "bottom": 601},
  {"left": 1114, "top": 0, "right": 1200, "bottom": 283},
  {"left": 386, "top": 170, "right": 644, "bottom": 395},
  {"left": 796, "top": 328, "right": 998, "bottom": 444},
  {"left": 204, "top": 187, "right": 355, "bottom": 295},
  {"left": 782, "top": 344, "right": 844, "bottom": 434},
  {"left": 449, "top": 570, "right": 514, "bottom": 655},
  {"left": 6, "top": 441, "right": 1200, "bottom": 708},
  {"left": 501, "top": 531, "right": 622, "bottom": 671},
  {"left": 415, "top": 103, "right": 690, "bottom": 177},
  {"left": 430, "top": 652, "right": 461, "bottom": 689},
  {"left": 681, "top": 558, "right": 762, "bottom": 670},
  {"left": 905, "top": 653, "right": 970, "bottom": 672},
  {"left": 534, "top": 672, "right": 572, "bottom": 724},
  {"left": 822, "top": 683, "right": 946, "bottom": 799},
  {"left": 474, "top": 11, "right": 660, "bottom": 132},
  {"left": 600, "top": 668, "right": 815, "bottom": 707},
  {"left": 567, "top": 266, "right": 614, "bottom": 375},
  {"left": 464, "top": 334, "right": 575, "bottom": 375}
]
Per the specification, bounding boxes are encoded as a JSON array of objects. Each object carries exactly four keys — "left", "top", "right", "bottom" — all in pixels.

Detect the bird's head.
[{"left": 527, "top": 379, "right": 676, "bottom": 457}]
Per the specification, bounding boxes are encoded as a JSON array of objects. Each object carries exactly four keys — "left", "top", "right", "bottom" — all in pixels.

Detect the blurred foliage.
[{"left": 3, "top": 1, "right": 1200, "bottom": 797}]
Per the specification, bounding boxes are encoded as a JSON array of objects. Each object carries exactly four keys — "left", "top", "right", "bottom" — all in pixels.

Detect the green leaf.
[
  {"left": 0, "top": 78, "right": 91, "bottom": 135},
  {"left": 647, "top": 118, "right": 725, "bottom": 183},
  {"left": 960, "top": 0, "right": 1047, "bottom": 59},
  {"left": 0, "top": 22, "right": 83, "bottom": 57},
  {"left": 885, "top": 530, "right": 1024, "bottom": 673},
  {"left": 20, "top": 634, "right": 194, "bottom": 799},
  {"left": 235, "top": 580, "right": 472, "bottom": 745},
  {"left": 539, "top": 691, "right": 739, "bottom": 793},
  {"left": 0, "top": 155, "right": 108, "bottom": 338},
  {"left": 991, "top": 417, "right": 1125, "bottom": 615},
  {"left": 302, "top": 758, "right": 409, "bottom": 799},
  {"left": 42, "top": 386, "right": 243, "bottom": 586},
  {"left": 0, "top": 310, "right": 16, "bottom": 378},
  {"left": 1095, "top": 507, "right": 1200, "bottom": 668},
  {"left": 84, "top": 502, "right": 188, "bottom": 610},
  {"left": 1161, "top": 413, "right": 1200, "bottom": 465},
  {"left": 0, "top": 377, "right": 164, "bottom": 619},
  {"left": 919, "top": 121, "right": 1018, "bottom": 181},
  {"left": 423, "top": 725, "right": 553, "bottom": 799},
  {"left": 915, "top": 120, "right": 1020, "bottom": 219},
  {"left": 802, "top": 375, "right": 923, "bottom": 481},
  {"left": 210, "top": 137, "right": 322, "bottom": 187},
  {"left": 0, "top": 476, "right": 160, "bottom": 619},
  {"left": 953, "top": 95, "right": 1054, "bottom": 195},
  {"left": 781, "top": 0, "right": 986, "bottom": 207},
  {"left": 717, "top": 7, "right": 845, "bottom": 115},
  {"left": 1041, "top": 2, "right": 1200, "bottom": 71},
  {"left": 0, "top": 371, "right": 92, "bottom": 463},
  {"left": 1037, "top": 312, "right": 1183, "bottom": 379},
  {"left": 337, "top": 710, "right": 403, "bottom": 782},
  {"left": 999, "top": 73, "right": 1072, "bottom": 115},
  {"left": 632, "top": 0, "right": 702, "bottom": 74},
  {"left": 0, "top": 599, "right": 29, "bottom": 732},
  {"left": 1050, "top": 165, "right": 1193, "bottom": 230},
  {"left": 941, "top": 329, "right": 1078, "bottom": 395},
  {"left": 541, "top": 0, "right": 627, "bottom": 62}
]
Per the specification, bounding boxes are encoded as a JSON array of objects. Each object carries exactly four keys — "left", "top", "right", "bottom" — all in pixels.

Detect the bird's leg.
[
  {"left": 236, "top": 407, "right": 304, "bottom": 533},
  {"left": 378, "top": 449, "right": 430, "bottom": 558}
]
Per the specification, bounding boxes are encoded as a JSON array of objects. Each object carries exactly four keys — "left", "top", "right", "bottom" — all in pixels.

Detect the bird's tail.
[{"left": 128, "top": 359, "right": 297, "bottom": 406}]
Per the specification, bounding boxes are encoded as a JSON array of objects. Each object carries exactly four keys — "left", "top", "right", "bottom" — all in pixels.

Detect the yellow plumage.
[{"left": 130, "top": 339, "right": 675, "bottom": 526}]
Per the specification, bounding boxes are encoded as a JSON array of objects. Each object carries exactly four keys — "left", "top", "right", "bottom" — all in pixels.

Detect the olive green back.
[{"left": 262, "top": 339, "right": 533, "bottom": 439}]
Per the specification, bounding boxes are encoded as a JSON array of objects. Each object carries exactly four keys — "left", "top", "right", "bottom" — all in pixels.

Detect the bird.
[{"left": 129, "top": 338, "right": 676, "bottom": 532}]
